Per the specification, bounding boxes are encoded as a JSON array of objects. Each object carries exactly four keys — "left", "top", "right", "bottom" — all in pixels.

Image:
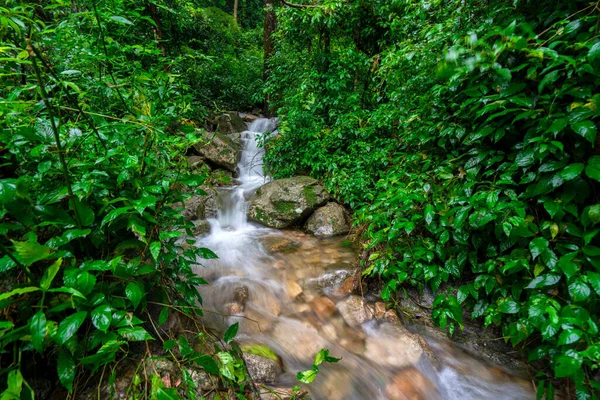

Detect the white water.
[{"left": 193, "top": 118, "right": 535, "bottom": 400}]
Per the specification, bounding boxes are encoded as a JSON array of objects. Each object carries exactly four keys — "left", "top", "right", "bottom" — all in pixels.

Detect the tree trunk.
[
  {"left": 263, "top": 0, "right": 276, "bottom": 115},
  {"left": 233, "top": 0, "right": 239, "bottom": 23},
  {"left": 146, "top": 1, "right": 166, "bottom": 57}
]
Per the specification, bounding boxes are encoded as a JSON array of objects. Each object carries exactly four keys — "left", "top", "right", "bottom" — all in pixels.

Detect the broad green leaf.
[
  {"left": 57, "top": 349, "right": 76, "bottom": 391},
  {"left": 571, "top": 121, "right": 597, "bottom": 143},
  {"left": 223, "top": 322, "right": 239, "bottom": 343},
  {"left": 589, "top": 42, "right": 600, "bottom": 62},
  {"left": 558, "top": 164, "right": 584, "bottom": 181},
  {"left": 75, "top": 271, "right": 96, "bottom": 296},
  {"left": 149, "top": 241, "right": 161, "bottom": 261},
  {"left": 568, "top": 279, "right": 591, "bottom": 302},
  {"left": 101, "top": 207, "right": 132, "bottom": 227},
  {"left": 529, "top": 237, "right": 549, "bottom": 260},
  {"left": 554, "top": 355, "right": 582, "bottom": 378},
  {"left": 558, "top": 329, "right": 582, "bottom": 345},
  {"left": 40, "top": 258, "right": 62, "bottom": 292},
  {"left": 297, "top": 369, "right": 317, "bottom": 384},
  {"left": 0, "top": 255, "right": 17, "bottom": 273},
  {"left": 91, "top": 305, "right": 112, "bottom": 333},
  {"left": 11, "top": 241, "right": 53, "bottom": 266},
  {"left": 586, "top": 156, "right": 600, "bottom": 182},
  {"left": 46, "top": 229, "right": 91, "bottom": 249},
  {"left": 79, "top": 340, "right": 125, "bottom": 366},
  {"left": 110, "top": 15, "right": 134, "bottom": 25},
  {"left": 56, "top": 311, "right": 87, "bottom": 344},
  {"left": 159, "top": 307, "right": 169, "bottom": 325},
  {"left": 197, "top": 247, "right": 218, "bottom": 259},
  {"left": 30, "top": 311, "right": 46, "bottom": 353},
  {"left": 526, "top": 274, "right": 561, "bottom": 289},
  {"left": 498, "top": 298, "right": 519, "bottom": 314},
  {"left": 125, "top": 282, "right": 143, "bottom": 309},
  {"left": 587, "top": 272, "right": 600, "bottom": 295},
  {"left": 424, "top": 204, "right": 434, "bottom": 225},
  {"left": 194, "top": 354, "right": 219, "bottom": 374}
]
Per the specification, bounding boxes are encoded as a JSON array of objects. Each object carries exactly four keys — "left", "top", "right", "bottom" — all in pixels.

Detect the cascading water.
[{"left": 194, "top": 119, "right": 535, "bottom": 400}]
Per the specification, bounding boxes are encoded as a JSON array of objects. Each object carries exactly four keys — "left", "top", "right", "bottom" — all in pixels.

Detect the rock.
[
  {"left": 310, "top": 296, "right": 336, "bottom": 320},
  {"left": 305, "top": 269, "right": 354, "bottom": 291},
  {"left": 241, "top": 113, "right": 259, "bottom": 122},
  {"left": 216, "top": 112, "right": 248, "bottom": 138},
  {"left": 248, "top": 176, "right": 330, "bottom": 228},
  {"left": 225, "top": 302, "right": 244, "bottom": 315},
  {"left": 209, "top": 169, "right": 234, "bottom": 186},
  {"left": 193, "top": 219, "right": 211, "bottom": 235},
  {"left": 365, "top": 328, "right": 435, "bottom": 368},
  {"left": 385, "top": 367, "right": 439, "bottom": 400},
  {"left": 262, "top": 236, "right": 300, "bottom": 254},
  {"left": 286, "top": 279, "right": 303, "bottom": 299},
  {"left": 179, "top": 188, "right": 218, "bottom": 221},
  {"left": 193, "top": 130, "right": 242, "bottom": 172},
  {"left": 234, "top": 285, "right": 249, "bottom": 305},
  {"left": 336, "top": 296, "right": 373, "bottom": 327},
  {"left": 187, "top": 155, "right": 206, "bottom": 169},
  {"left": 272, "top": 320, "right": 329, "bottom": 362},
  {"left": 385, "top": 309, "right": 400, "bottom": 323},
  {"left": 374, "top": 302, "right": 386, "bottom": 319},
  {"left": 335, "top": 274, "right": 359, "bottom": 297},
  {"left": 243, "top": 353, "right": 281, "bottom": 383},
  {"left": 305, "top": 203, "right": 350, "bottom": 237}
]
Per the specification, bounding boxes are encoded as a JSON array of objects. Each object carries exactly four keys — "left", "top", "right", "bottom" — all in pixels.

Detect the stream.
[{"left": 193, "top": 119, "right": 535, "bottom": 400}]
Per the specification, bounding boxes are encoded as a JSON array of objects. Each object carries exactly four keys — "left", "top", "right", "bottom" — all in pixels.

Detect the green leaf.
[
  {"left": 40, "top": 258, "right": 62, "bottom": 292},
  {"left": 75, "top": 271, "right": 96, "bottom": 296},
  {"left": 586, "top": 156, "right": 600, "bottom": 182},
  {"left": 194, "top": 354, "right": 219, "bottom": 374},
  {"left": 424, "top": 204, "right": 434, "bottom": 225},
  {"left": 57, "top": 350, "right": 76, "bottom": 392},
  {"left": 197, "top": 247, "right": 218, "bottom": 259},
  {"left": 498, "top": 298, "right": 519, "bottom": 314},
  {"left": 125, "top": 282, "right": 143, "bottom": 309},
  {"left": 0, "top": 255, "right": 17, "bottom": 273},
  {"left": 30, "top": 311, "right": 47, "bottom": 353},
  {"left": 224, "top": 322, "right": 239, "bottom": 343},
  {"left": 11, "top": 241, "right": 53, "bottom": 266},
  {"left": 101, "top": 207, "right": 132, "bottom": 227},
  {"left": 79, "top": 340, "right": 125, "bottom": 366},
  {"left": 529, "top": 237, "right": 549, "bottom": 260},
  {"left": 555, "top": 355, "right": 582, "bottom": 378},
  {"left": 571, "top": 121, "right": 597, "bottom": 143},
  {"left": 558, "top": 329, "right": 582, "bottom": 345},
  {"left": 118, "top": 327, "right": 153, "bottom": 341},
  {"left": 297, "top": 369, "right": 317, "bottom": 384},
  {"left": 46, "top": 229, "right": 91, "bottom": 249},
  {"left": 0, "top": 287, "right": 40, "bottom": 302},
  {"left": 568, "top": 279, "right": 591, "bottom": 302},
  {"left": 587, "top": 272, "right": 600, "bottom": 295},
  {"left": 149, "top": 241, "right": 161, "bottom": 261},
  {"left": 588, "top": 42, "right": 600, "bottom": 62},
  {"left": 110, "top": 15, "right": 134, "bottom": 25},
  {"left": 558, "top": 164, "right": 584, "bottom": 181},
  {"left": 56, "top": 311, "right": 87, "bottom": 345},
  {"left": 91, "top": 305, "right": 112, "bottom": 333},
  {"left": 159, "top": 307, "right": 169, "bottom": 325},
  {"left": 526, "top": 274, "right": 561, "bottom": 289}
]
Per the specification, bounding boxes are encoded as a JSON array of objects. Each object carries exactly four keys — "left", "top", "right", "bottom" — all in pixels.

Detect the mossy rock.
[{"left": 248, "top": 176, "right": 330, "bottom": 228}]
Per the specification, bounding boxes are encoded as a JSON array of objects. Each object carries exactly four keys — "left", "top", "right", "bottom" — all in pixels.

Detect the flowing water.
[{"left": 194, "top": 119, "right": 535, "bottom": 400}]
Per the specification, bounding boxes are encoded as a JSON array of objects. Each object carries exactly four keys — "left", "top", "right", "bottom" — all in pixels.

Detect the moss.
[
  {"left": 303, "top": 185, "right": 318, "bottom": 206},
  {"left": 273, "top": 200, "right": 296, "bottom": 213},
  {"left": 241, "top": 344, "right": 278, "bottom": 361}
]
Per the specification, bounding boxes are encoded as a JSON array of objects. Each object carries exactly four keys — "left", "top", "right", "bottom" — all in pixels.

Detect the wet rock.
[
  {"left": 384, "top": 309, "right": 400, "bottom": 323},
  {"left": 248, "top": 176, "right": 330, "bottom": 228},
  {"left": 193, "top": 219, "right": 211, "bottom": 235},
  {"left": 193, "top": 130, "right": 242, "bottom": 172},
  {"left": 374, "top": 302, "right": 387, "bottom": 319},
  {"left": 216, "top": 112, "right": 247, "bottom": 140},
  {"left": 273, "top": 260, "right": 286, "bottom": 270},
  {"left": 310, "top": 296, "right": 336, "bottom": 320},
  {"left": 234, "top": 285, "right": 249, "bottom": 305},
  {"left": 262, "top": 236, "right": 300, "bottom": 254},
  {"left": 305, "top": 269, "right": 353, "bottom": 291},
  {"left": 243, "top": 353, "right": 282, "bottom": 383},
  {"left": 385, "top": 367, "right": 439, "bottom": 400},
  {"left": 187, "top": 155, "right": 206, "bottom": 169},
  {"left": 318, "top": 370, "right": 354, "bottom": 400},
  {"left": 286, "top": 279, "right": 303, "bottom": 300},
  {"left": 272, "top": 320, "right": 329, "bottom": 362},
  {"left": 335, "top": 274, "right": 360, "bottom": 297},
  {"left": 365, "top": 328, "right": 435, "bottom": 368},
  {"left": 305, "top": 203, "right": 350, "bottom": 237},
  {"left": 209, "top": 169, "right": 234, "bottom": 186},
  {"left": 225, "top": 302, "right": 244, "bottom": 315},
  {"left": 336, "top": 296, "right": 373, "bottom": 327},
  {"left": 235, "top": 307, "right": 276, "bottom": 335},
  {"left": 241, "top": 113, "right": 259, "bottom": 122},
  {"left": 179, "top": 188, "right": 218, "bottom": 221}
]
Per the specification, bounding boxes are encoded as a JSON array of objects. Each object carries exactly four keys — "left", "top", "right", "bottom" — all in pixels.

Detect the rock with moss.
[
  {"left": 243, "top": 352, "right": 282, "bottom": 383},
  {"left": 193, "top": 130, "right": 242, "bottom": 172},
  {"left": 216, "top": 112, "right": 247, "bottom": 144},
  {"left": 305, "top": 202, "right": 350, "bottom": 237},
  {"left": 248, "top": 176, "right": 330, "bottom": 228}
]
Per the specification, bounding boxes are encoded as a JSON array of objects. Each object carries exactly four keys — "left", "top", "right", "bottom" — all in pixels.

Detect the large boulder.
[
  {"left": 180, "top": 188, "right": 218, "bottom": 221},
  {"left": 243, "top": 352, "right": 281, "bottom": 383},
  {"left": 193, "top": 130, "right": 242, "bottom": 172},
  {"left": 305, "top": 203, "right": 350, "bottom": 237},
  {"left": 248, "top": 176, "right": 330, "bottom": 228},
  {"left": 216, "top": 112, "right": 247, "bottom": 143}
]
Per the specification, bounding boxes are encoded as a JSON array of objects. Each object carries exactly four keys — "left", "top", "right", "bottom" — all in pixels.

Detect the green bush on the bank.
[{"left": 264, "top": 0, "right": 600, "bottom": 396}]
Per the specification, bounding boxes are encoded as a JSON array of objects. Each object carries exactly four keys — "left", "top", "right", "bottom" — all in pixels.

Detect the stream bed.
[{"left": 192, "top": 119, "right": 535, "bottom": 400}]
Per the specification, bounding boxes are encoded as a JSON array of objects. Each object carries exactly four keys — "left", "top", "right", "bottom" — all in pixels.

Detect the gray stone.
[
  {"left": 193, "top": 219, "right": 211, "bottom": 235},
  {"left": 248, "top": 176, "right": 330, "bottom": 228},
  {"left": 305, "top": 203, "right": 350, "bottom": 237},
  {"left": 336, "top": 296, "right": 373, "bottom": 327},
  {"left": 216, "top": 112, "right": 247, "bottom": 144},
  {"left": 193, "top": 130, "right": 242, "bottom": 172},
  {"left": 180, "top": 188, "right": 218, "bottom": 221},
  {"left": 243, "top": 353, "right": 281, "bottom": 383}
]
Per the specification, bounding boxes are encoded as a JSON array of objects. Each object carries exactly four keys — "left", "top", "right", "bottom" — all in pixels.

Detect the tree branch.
[{"left": 281, "top": 0, "right": 321, "bottom": 9}]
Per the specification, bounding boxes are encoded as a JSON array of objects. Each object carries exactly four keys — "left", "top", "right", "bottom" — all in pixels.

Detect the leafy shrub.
[{"left": 264, "top": 0, "right": 600, "bottom": 396}]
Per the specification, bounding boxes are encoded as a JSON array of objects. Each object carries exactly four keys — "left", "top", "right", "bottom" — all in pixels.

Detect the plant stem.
[{"left": 27, "top": 37, "right": 83, "bottom": 229}]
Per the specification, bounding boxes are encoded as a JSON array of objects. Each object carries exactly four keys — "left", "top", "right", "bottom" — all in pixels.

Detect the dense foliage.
[
  {"left": 264, "top": 0, "right": 600, "bottom": 397},
  {"left": 0, "top": 0, "right": 262, "bottom": 397}
]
